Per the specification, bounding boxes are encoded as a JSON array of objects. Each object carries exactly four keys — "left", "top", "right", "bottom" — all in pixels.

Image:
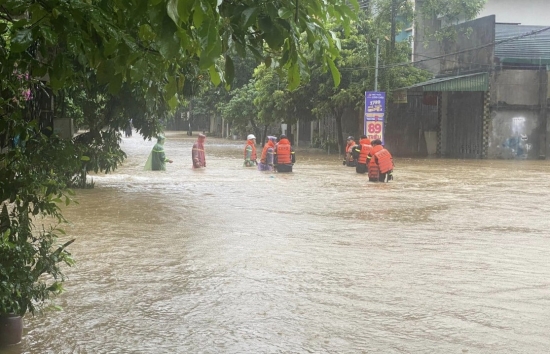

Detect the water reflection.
[{"left": 4, "top": 132, "right": 550, "bottom": 353}]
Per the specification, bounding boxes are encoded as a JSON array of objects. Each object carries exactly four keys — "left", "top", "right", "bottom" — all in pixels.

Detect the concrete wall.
[
  {"left": 479, "top": 0, "right": 550, "bottom": 26},
  {"left": 439, "top": 16, "right": 495, "bottom": 75},
  {"left": 492, "top": 70, "right": 541, "bottom": 106},
  {"left": 413, "top": 0, "right": 442, "bottom": 74},
  {"left": 414, "top": 4, "right": 495, "bottom": 75},
  {"left": 488, "top": 69, "right": 548, "bottom": 159}
]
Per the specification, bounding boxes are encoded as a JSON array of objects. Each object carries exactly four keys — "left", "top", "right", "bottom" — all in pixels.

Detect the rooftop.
[{"left": 495, "top": 24, "right": 550, "bottom": 64}]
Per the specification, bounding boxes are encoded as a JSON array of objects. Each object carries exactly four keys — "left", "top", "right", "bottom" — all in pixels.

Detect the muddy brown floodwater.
[{"left": 3, "top": 131, "right": 550, "bottom": 354}]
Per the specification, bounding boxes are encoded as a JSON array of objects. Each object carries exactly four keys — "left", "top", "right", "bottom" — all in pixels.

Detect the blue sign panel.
[{"left": 364, "top": 91, "right": 386, "bottom": 143}]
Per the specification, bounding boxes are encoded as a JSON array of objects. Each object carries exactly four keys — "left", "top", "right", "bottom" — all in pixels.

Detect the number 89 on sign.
[{"left": 365, "top": 121, "right": 384, "bottom": 141}]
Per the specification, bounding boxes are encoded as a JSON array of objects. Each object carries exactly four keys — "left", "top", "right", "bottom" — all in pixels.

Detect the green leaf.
[
  {"left": 241, "top": 7, "right": 258, "bottom": 27},
  {"left": 208, "top": 65, "right": 221, "bottom": 86},
  {"left": 138, "top": 24, "right": 156, "bottom": 42},
  {"left": 287, "top": 60, "right": 300, "bottom": 90},
  {"left": 278, "top": 7, "right": 294, "bottom": 20},
  {"left": 259, "top": 16, "right": 283, "bottom": 49},
  {"left": 224, "top": 56, "right": 234, "bottom": 85},
  {"left": 326, "top": 57, "right": 341, "bottom": 87},
  {"left": 167, "top": 95, "right": 178, "bottom": 109},
  {"left": 80, "top": 156, "right": 90, "bottom": 161},
  {"left": 198, "top": 19, "right": 221, "bottom": 69},
  {"left": 193, "top": 2, "right": 205, "bottom": 28},
  {"left": 104, "top": 38, "right": 118, "bottom": 56},
  {"left": 10, "top": 29, "right": 33, "bottom": 53},
  {"left": 177, "top": 0, "right": 194, "bottom": 23},
  {"left": 164, "top": 76, "right": 177, "bottom": 99},
  {"left": 167, "top": 0, "right": 180, "bottom": 25}
]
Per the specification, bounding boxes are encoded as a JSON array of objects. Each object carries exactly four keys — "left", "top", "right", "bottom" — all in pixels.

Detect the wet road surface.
[{"left": 4, "top": 131, "right": 550, "bottom": 353}]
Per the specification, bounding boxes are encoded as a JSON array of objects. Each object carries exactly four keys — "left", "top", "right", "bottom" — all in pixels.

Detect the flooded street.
[{"left": 4, "top": 131, "right": 550, "bottom": 353}]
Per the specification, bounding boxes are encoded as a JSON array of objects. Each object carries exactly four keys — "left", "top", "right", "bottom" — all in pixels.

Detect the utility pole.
[
  {"left": 390, "top": 0, "right": 397, "bottom": 52},
  {"left": 375, "top": 38, "right": 380, "bottom": 92}
]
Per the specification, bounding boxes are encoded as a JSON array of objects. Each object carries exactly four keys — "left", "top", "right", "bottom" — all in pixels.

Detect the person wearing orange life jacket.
[
  {"left": 351, "top": 135, "right": 372, "bottom": 174},
  {"left": 274, "top": 134, "right": 295, "bottom": 173},
  {"left": 243, "top": 134, "right": 258, "bottom": 167},
  {"left": 343, "top": 136, "right": 357, "bottom": 167},
  {"left": 258, "top": 136, "right": 277, "bottom": 171},
  {"left": 367, "top": 139, "right": 394, "bottom": 182}
]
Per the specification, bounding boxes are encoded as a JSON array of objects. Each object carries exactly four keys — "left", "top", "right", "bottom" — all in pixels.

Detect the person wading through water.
[
  {"left": 274, "top": 134, "right": 295, "bottom": 173},
  {"left": 367, "top": 139, "right": 394, "bottom": 182},
  {"left": 144, "top": 135, "right": 173, "bottom": 171},
  {"left": 243, "top": 134, "right": 258, "bottom": 167},
  {"left": 343, "top": 136, "right": 357, "bottom": 167},
  {"left": 351, "top": 135, "right": 372, "bottom": 175},
  {"left": 258, "top": 136, "right": 277, "bottom": 171},
  {"left": 192, "top": 133, "right": 206, "bottom": 168}
]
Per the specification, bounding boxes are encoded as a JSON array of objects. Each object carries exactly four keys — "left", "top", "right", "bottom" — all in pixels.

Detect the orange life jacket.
[
  {"left": 368, "top": 144, "right": 384, "bottom": 168},
  {"left": 244, "top": 140, "right": 257, "bottom": 160},
  {"left": 275, "top": 138, "right": 292, "bottom": 164},
  {"left": 374, "top": 148, "right": 393, "bottom": 173},
  {"left": 368, "top": 164, "right": 380, "bottom": 180},
  {"left": 357, "top": 138, "right": 372, "bottom": 164},
  {"left": 260, "top": 141, "right": 275, "bottom": 163}
]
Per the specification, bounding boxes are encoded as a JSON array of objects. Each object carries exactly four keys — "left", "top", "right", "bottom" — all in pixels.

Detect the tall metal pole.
[{"left": 375, "top": 38, "right": 380, "bottom": 92}]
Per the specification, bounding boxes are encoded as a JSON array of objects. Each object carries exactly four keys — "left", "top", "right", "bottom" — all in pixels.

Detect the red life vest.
[
  {"left": 374, "top": 148, "right": 393, "bottom": 173},
  {"left": 244, "top": 140, "right": 257, "bottom": 160},
  {"left": 357, "top": 138, "right": 372, "bottom": 164},
  {"left": 368, "top": 144, "right": 383, "bottom": 169},
  {"left": 276, "top": 139, "right": 292, "bottom": 164},
  {"left": 260, "top": 141, "right": 275, "bottom": 163},
  {"left": 368, "top": 164, "right": 379, "bottom": 180}
]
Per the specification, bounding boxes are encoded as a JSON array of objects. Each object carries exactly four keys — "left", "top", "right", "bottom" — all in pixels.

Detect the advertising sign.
[{"left": 364, "top": 91, "right": 386, "bottom": 143}]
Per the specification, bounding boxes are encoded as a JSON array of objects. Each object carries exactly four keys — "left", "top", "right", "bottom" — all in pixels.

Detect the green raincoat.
[{"left": 145, "top": 136, "right": 170, "bottom": 171}]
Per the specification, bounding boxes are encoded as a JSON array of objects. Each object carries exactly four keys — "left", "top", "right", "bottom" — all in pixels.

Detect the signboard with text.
[{"left": 364, "top": 91, "right": 386, "bottom": 143}]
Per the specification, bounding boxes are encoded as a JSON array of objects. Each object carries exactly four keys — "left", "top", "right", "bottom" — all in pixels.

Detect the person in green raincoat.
[{"left": 145, "top": 135, "right": 173, "bottom": 171}]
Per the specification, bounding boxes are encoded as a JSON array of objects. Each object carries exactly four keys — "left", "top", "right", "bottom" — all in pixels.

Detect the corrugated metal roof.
[
  {"left": 495, "top": 24, "right": 550, "bottom": 64},
  {"left": 401, "top": 72, "right": 489, "bottom": 92}
]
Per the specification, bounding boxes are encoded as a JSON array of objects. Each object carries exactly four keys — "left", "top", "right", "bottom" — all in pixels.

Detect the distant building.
[{"left": 389, "top": 10, "right": 550, "bottom": 160}]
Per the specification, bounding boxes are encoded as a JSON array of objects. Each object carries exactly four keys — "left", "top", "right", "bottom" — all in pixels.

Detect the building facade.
[{"left": 389, "top": 2, "right": 550, "bottom": 159}]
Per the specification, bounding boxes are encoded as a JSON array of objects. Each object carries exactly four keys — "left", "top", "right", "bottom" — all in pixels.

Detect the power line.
[
  {"left": 339, "top": 25, "right": 550, "bottom": 71},
  {"left": 384, "top": 25, "right": 550, "bottom": 69}
]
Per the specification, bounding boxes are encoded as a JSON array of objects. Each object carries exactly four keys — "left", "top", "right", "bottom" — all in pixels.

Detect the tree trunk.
[
  {"left": 335, "top": 113, "right": 344, "bottom": 156},
  {"left": 262, "top": 125, "right": 269, "bottom": 146},
  {"left": 249, "top": 117, "right": 261, "bottom": 146}
]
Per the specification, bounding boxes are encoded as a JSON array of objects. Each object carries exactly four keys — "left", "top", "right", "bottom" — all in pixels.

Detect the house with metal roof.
[{"left": 388, "top": 14, "right": 550, "bottom": 159}]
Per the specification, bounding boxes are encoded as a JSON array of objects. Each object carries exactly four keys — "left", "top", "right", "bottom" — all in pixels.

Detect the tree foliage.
[
  {"left": 419, "top": 0, "right": 487, "bottom": 41},
  {"left": 0, "top": 0, "right": 361, "bottom": 316}
]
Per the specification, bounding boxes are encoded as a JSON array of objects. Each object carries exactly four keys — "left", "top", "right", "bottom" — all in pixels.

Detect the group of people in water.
[
  {"left": 344, "top": 135, "right": 394, "bottom": 182},
  {"left": 144, "top": 132, "right": 393, "bottom": 182},
  {"left": 243, "top": 134, "right": 296, "bottom": 173},
  {"left": 144, "top": 133, "right": 207, "bottom": 171}
]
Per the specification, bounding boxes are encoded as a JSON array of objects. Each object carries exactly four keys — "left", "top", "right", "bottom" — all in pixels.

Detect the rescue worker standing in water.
[
  {"left": 343, "top": 136, "right": 357, "bottom": 167},
  {"left": 367, "top": 139, "right": 394, "bottom": 182},
  {"left": 274, "top": 134, "right": 295, "bottom": 173},
  {"left": 244, "top": 134, "right": 257, "bottom": 167},
  {"left": 351, "top": 135, "right": 372, "bottom": 174},
  {"left": 258, "top": 136, "right": 277, "bottom": 171}
]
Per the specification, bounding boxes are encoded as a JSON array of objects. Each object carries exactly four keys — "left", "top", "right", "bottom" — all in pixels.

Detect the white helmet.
[{"left": 247, "top": 134, "right": 256, "bottom": 140}]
